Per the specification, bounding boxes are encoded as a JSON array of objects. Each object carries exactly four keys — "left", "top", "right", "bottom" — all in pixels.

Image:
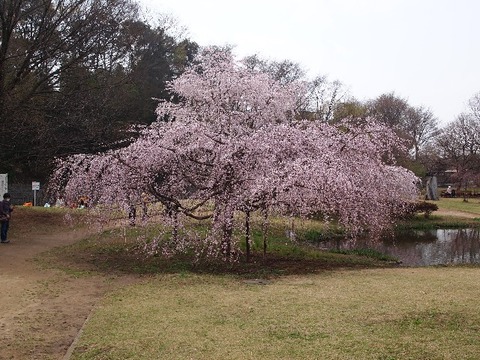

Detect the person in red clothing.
[{"left": 0, "top": 193, "right": 13, "bottom": 243}]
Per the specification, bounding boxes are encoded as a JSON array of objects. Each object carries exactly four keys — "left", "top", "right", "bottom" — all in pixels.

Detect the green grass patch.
[
  {"left": 396, "top": 198, "right": 480, "bottom": 230},
  {"left": 45, "top": 222, "right": 392, "bottom": 279},
  {"left": 429, "top": 197, "right": 480, "bottom": 216},
  {"left": 70, "top": 268, "right": 480, "bottom": 360},
  {"left": 396, "top": 214, "right": 480, "bottom": 230},
  {"left": 329, "top": 248, "right": 398, "bottom": 262}
]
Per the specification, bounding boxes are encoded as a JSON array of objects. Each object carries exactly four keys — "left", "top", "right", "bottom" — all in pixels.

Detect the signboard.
[
  {"left": 32, "top": 181, "right": 40, "bottom": 206},
  {"left": 0, "top": 174, "right": 7, "bottom": 195}
]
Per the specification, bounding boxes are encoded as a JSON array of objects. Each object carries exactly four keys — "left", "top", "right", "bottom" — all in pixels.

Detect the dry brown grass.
[{"left": 71, "top": 267, "right": 480, "bottom": 360}]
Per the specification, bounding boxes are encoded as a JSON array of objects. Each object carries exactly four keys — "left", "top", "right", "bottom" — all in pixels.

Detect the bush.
[{"left": 402, "top": 201, "right": 439, "bottom": 219}]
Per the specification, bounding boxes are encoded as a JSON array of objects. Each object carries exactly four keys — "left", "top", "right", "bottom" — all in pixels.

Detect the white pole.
[{"left": 0, "top": 174, "right": 7, "bottom": 195}]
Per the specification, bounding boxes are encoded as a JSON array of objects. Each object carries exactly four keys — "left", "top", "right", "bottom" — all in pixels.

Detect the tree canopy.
[{"left": 0, "top": 0, "right": 198, "bottom": 180}]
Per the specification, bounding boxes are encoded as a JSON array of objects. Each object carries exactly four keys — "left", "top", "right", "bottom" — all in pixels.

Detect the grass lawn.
[
  {"left": 396, "top": 197, "right": 480, "bottom": 230},
  {"left": 23, "top": 200, "right": 480, "bottom": 360},
  {"left": 71, "top": 268, "right": 480, "bottom": 360},
  {"left": 433, "top": 197, "right": 480, "bottom": 216}
]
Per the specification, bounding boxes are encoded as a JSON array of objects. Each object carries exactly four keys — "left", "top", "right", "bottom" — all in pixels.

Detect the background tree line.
[
  {"left": 261, "top": 58, "right": 479, "bottom": 191},
  {"left": 0, "top": 0, "right": 198, "bottom": 180},
  {"left": 1, "top": 0, "right": 478, "bottom": 191}
]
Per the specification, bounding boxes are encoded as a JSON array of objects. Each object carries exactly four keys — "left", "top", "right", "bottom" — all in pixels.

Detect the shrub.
[{"left": 402, "top": 201, "right": 439, "bottom": 219}]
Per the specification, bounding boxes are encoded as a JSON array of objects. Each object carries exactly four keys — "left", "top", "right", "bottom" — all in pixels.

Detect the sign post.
[{"left": 32, "top": 181, "right": 40, "bottom": 206}]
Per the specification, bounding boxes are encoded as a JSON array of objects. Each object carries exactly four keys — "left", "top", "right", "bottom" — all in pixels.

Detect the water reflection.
[{"left": 319, "top": 228, "right": 480, "bottom": 266}]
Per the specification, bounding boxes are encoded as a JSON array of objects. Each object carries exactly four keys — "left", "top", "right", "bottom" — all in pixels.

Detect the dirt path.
[
  {"left": 0, "top": 213, "right": 135, "bottom": 360},
  {"left": 434, "top": 209, "right": 479, "bottom": 219}
]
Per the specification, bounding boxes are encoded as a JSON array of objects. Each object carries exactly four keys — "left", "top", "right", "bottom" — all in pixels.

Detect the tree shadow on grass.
[{"left": 42, "top": 235, "right": 397, "bottom": 279}]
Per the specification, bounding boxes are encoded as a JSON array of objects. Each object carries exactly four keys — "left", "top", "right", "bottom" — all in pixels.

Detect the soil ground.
[
  {"left": 0, "top": 207, "right": 477, "bottom": 359},
  {"left": 0, "top": 209, "right": 137, "bottom": 360}
]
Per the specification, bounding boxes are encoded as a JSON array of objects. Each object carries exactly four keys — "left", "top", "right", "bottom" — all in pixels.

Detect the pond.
[{"left": 318, "top": 228, "right": 480, "bottom": 266}]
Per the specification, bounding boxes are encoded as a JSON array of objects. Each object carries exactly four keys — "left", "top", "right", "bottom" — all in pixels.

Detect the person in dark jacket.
[{"left": 0, "top": 193, "right": 14, "bottom": 243}]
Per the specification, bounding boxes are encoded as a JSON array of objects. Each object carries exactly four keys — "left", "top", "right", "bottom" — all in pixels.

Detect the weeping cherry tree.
[{"left": 49, "top": 47, "right": 419, "bottom": 262}]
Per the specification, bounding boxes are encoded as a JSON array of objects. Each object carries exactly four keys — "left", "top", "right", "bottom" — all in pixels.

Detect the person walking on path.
[{"left": 0, "top": 193, "right": 14, "bottom": 243}]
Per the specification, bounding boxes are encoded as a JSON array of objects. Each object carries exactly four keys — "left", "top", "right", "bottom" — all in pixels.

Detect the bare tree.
[
  {"left": 403, "top": 106, "right": 439, "bottom": 161},
  {"left": 435, "top": 113, "right": 480, "bottom": 200},
  {"left": 0, "top": 0, "right": 139, "bottom": 116},
  {"left": 242, "top": 54, "right": 305, "bottom": 85},
  {"left": 0, "top": 0, "right": 139, "bottom": 176},
  {"left": 303, "top": 76, "right": 347, "bottom": 122},
  {"left": 367, "top": 92, "right": 409, "bottom": 129},
  {"left": 468, "top": 92, "right": 480, "bottom": 119},
  {"left": 242, "top": 54, "right": 348, "bottom": 122},
  {"left": 367, "top": 93, "right": 439, "bottom": 164},
  {"left": 0, "top": 1, "right": 200, "bottom": 181}
]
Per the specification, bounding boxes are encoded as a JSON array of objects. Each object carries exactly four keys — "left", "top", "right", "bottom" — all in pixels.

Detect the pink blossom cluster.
[{"left": 48, "top": 47, "right": 419, "bottom": 260}]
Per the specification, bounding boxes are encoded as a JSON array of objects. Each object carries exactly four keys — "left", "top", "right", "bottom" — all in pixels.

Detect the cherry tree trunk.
[
  {"left": 245, "top": 210, "right": 251, "bottom": 262},
  {"left": 262, "top": 209, "right": 269, "bottom": 258},
  {"left": 213, "top": 202, "right": 235, "bottom": 261}
]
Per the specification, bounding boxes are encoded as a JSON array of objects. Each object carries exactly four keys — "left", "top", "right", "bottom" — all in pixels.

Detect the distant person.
[
  {"left": 78, "top": 199, "right": 86, "bottom": 209},
  {"left": 78, "top": 196, "right": 89, "bottom": 209},
  {"left": 446, "top": 186, "right": 452, "bottom": 197},
  {"left": 0, "top": 193, "right": 14, "bottom": 243},
  {"left": 55, "top": 196, "right": 65, "bottom": 207}
]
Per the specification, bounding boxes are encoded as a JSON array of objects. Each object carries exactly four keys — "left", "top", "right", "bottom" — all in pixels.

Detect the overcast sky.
[{"left": 140, "top": 0, "right": 480, "bottom": 126}]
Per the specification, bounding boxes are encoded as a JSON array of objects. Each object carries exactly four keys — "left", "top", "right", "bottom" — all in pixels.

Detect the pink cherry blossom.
[{"left": 48, "top": 47, "right": 419, "bottom": 261}]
